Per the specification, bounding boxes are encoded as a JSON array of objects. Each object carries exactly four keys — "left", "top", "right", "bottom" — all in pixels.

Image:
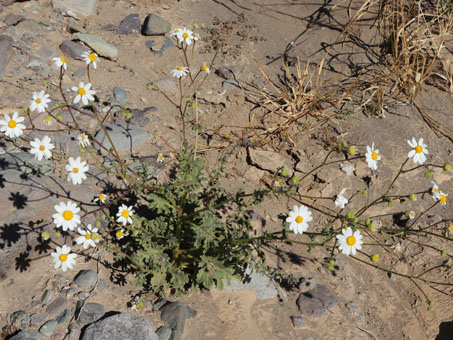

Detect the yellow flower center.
[
  {"left": 73, "top": 168, "right": 79, "bottom": 173},
  {"left": 177, "top": 66, "right": 183, "bottom": 71},
  {"left": 433, "top": 188, "right": 439, "bottom": 193},
  {"left": 450, "top": 224, "right": 453, "bottom": 232},
  {"left": 88, "top": 53, "right": 97, "bottom": 62},
  {"left": 415, "top": 145, "right": 423, "bottom": 154},
  {"left": 99, "top": 194, "right": 104, "bottom": 201},
  {"left": 63, "top": 210, "right": 73, "bottom": 221},
  {"left": 91, "top": 232, "right": 99, "bottom": 241},
  {"left": 202, "top": 64, "right": 208, "bottom": 71},
  {"left": 122, "top": 209, "right": 130, "bottom": 218},
  {"left": 36, "top": 98, "right": 41, "bottom": 104},
  {"left": 85, "top": 233, "right": 91, "bottom": 239},
  {"left": 39, "top": 145, "right": 45, "bottom": 151},
  {"left": 8, "top": 120, "right": 17, "bottom": 128},
  {"left": 295, "top": 216, "right": 303, "bottom": 224},
  {"left": 346, "top": 235, "right": 356, "bottom": 246},
  {"left": 59, "top": 254, "right": 68, "bottom": 262},
  {"left": 371, "top": 152, "right": 378, "bottom": 160},
  {"left": 61, "top": 56, "right": 66, "bottom": 63},
  {"left": 78, "top": 88, "right": 86, "bottom": 95},
  {"left": 182, "top": 33, "right": 189, "bottom": 39},
  {"left": 371, "top": 254, "right": 379, "bottom": 263},
  {"left": 116, "top": 231, "right": 123, "bottom": 238},
  {"left": 440, "top": 195, "right": 447, "bottom": 204}
]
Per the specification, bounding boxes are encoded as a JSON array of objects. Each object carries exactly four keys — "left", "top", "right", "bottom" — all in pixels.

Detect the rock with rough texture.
[
  {"left": 46, "top": 297, "right": 68, "bottom": 316},
  {"left": 73, "top": 269, "right": 98, "bottom": 288},
  {"left": 0, "top": 35, "right": 13, "bottom": 80},
  {"left": 4, "top": 13, "right": 25, "bottom": 26},
  {"left": 75, "top": 33, "right": 117, "bottom": 60},
  {"left": 142, "top": 14, "right": 171, "bottom": 36},
  {"left": 95, "top": 123, "right": 148, "bottom": 153},
  {"left": 59, "top": 40, "right": 88, "bottom": 60},
  {"left": 290, "top": 315, "right": 306, "bottom": 328},
  {"left": 248, "top": 148, "right": 294, "bottom": 176},
  {"left": 113, "top": 87, "right": 129, "bottom": 102},
  {"left": 160, "top": 302, "right": 196, "bottom": 340},
  {"left": 52, "top": 0, "right": 97, "bottom": 18},
  {"left": 156, "top": 326, "right": 172, "bottom": 340},
  {"left": 117, "top": 13, "right": 141, "bottom": 35},
  {"left": 39, "top": 319, "right": 58, "bottom": 336},
  {"left": 223, "top": 267, "right": 279, "bottom": 299},
  {"left": 296, "top": 284, "right": 338, "bottom": 317},
  {"left": 56, "top": 309, "right": 71, "bottom": 324},
  {"left": 77, "top": 302, "right": 105, "bottom": 324},
  {"left": 150, "top": 78, "right": 177, "bottom": 92},
  {"left": 81, "top": 313, "right": 158, "bottom": 340},
  {"left": 9, "top": 330, "right": 43, "bottom": 340}
]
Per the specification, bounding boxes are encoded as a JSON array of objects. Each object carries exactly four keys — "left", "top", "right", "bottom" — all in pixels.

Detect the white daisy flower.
[
  {"left": 116, "top": 229, "right": 125, "bottom": 240},
  {"left": 29, "top": 90, "right": 51, "bottom": 113},
  {"left": 408, "top": 210, "right": 416, "bottom": 219},
  {"left": 81, "top": 51, "right": 99, "bottom": 69},
  {"left": 94, "top": 193, "right": 107, "bottom": 204},
  {"left": 407, "top": 137, "right": 428, "bottom": 164},
  {"left": 201, "top": 63, "right": 210, "bottom": 74},
  {"left": 335, "top": 188, "right": 348, "bottom": 209},
  {"left": 66, "top": 156, "right": 89, "bottom": 185},
  {"left": 116, "top": 204, "right": 134, "bottom": 226},
  {"left": 77, "top": 133, "right": 91, "bottom": 148},
  {"left": 170, "top": 28, "right": 182, "bottom": 39},
  {"left": 51, "top": 245, "right": 76, "bottom": 272},
  {"left": 178, "top": 27, "right": 195, "bottom": 45},
  {"left": 365, "top": 143, "right": 381, "bottom": 170},
  {"left": 52, "top": 201, "right": 81, "bottom": 231},
  {"left": 431, "top": 181, "right": 441, "bottom": 200},
  {"left": 336, "top": 227, "right": 363, "bottom": 256},
  {"left": 286, "top": 204, "right": 313, "bottom": 234},
  {"left": 53, "top": 56, "right": 67, "bottom": 70},
  {"left": 439, "top": 191, "right": 448, "bottom": 206},
  {"left": 72, "top": 82, "right": 96, "bottom": 106},
  {"left": 76, "top": 224, "right": 100, "bottom": 249},
  {"left": 156, "top": 153, "right": 164, "bottom": 163},
  {"left": 0, "top": 112, "right": 26, "bottom": 138},
  {"left": 29, "top": 135, "right": 54, "bottom": 161},
  {"left": 170, "top": 65, "right": 189, "bottom": 79}
]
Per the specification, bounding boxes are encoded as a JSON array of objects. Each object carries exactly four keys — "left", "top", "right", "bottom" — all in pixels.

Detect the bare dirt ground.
[{"left": 1, "top": 0, "right": 453, "bottom": 339}]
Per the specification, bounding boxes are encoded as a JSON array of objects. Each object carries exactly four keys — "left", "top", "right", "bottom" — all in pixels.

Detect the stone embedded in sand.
[
  {"left": 73, "top": 269, "right": 98, "bottom": 288},
  {"left": 52, "top": 0, "right": 97, "bottom": 18},
  {"left": 75, "top": 33, "right": 118, "bottom": 61},
  {"left": 296, "top": 284, "right": 338, "bottom": 317},
  {"left": 77, "top": 302, "right": 105, "bottom": 324},
  {"left": 0, "top": 35, "right": 13, "bottom": 80},
  {"left": 248, "top": 148, "right": 294, "bottom": 176},
  {"left": 160, "top": 302, "right": 197, "bottom": 340},
  {"left": 59, "top": 40, "right": 88, "bottom": 61},
  {"left": 4, "top": 13, "right": 25, "bottom": 26},
  {"left": 118, "top": 13, "right": 141, "bottom": 35},
  {"left": 94, "top": 123, "right": 149, "bottom": 153},
  {"left": 9, "top": 330, "right": 43, "bottom": 340},
  {"left": 142, "top": 14, "right": 171, "bottom": 36},
  {"left": 81, "top": 313, "right": 158, "bottom": 340},
  {"left": 39, "top": 319, "right": 58, "bottom": 336}
]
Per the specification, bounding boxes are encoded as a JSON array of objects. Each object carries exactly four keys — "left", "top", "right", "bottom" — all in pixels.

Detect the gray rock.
[
  {"left": 100, "top": 24, "right": 117, "bottom": 31},
  {"left": 296, "top": 284, "right": 338, "bottom": 317},
  {"left": 24, "top": 1, "right": 40, "bottom": 11},
  {"left": 52, "top": 0, "right": 97, "bottom": 18},
  {"left": 152, "top": 298, "right": 168, "bottom": 311},
  {"left": 160, "top": 302, "right": 196, "bottom": 340},
  {"left": 59, "top": 40, "right": 88, "bottom": 60},
  {"left": 129, "top": 107, "right": 156, "bottom": 127},
  {"left": 81, "top": 313, "right": 158, "bottom": 340},
  {"left": 39, "top": 319, "right": 58, "bottom": 336},
  {"left": 156, "top": 326, "right": 172, "bottom": 340},
  {"left": 40, "top": 290, "right": 52, "bottom": 304},
  {"left": 76, "top": 291, "right": 90, "bottom": 300},
  {"left": 67, "top": 19, "right": 86, "bottom": 34},
  {"left": 0, "top": 35, "right": 13, "bottom": 80},
  {"left": 290, "top": 315, "right": 306, "bottom": 328},
  {"left": 298, "top": 277, "right": 318, "bottom": 293},
  {"left": 222, "top": 80, "right": 239, "bottom": 89},
  {"left": 73, "top": 269, "right": 98, "bottom": 288},
  {"left": 46, "top": 297, "right": 68, "bottom": 315},
  {"left": 68, "top": 324, "right": 81, "bottom": 340},
  {"left": 223, "top": 267, "right": 279, "bottom": 299},
  {"left": 248, "top": 148, "right": 294, "bottom": 176},
  {"left": 118, "top": 13, "right": 141, "bottom": 35},
  {"left": 0, "top": 151, "right": 53, "bottom": 174},
  {"left": 10, "top": 310, "right": 26, "bottom": 325},
  {"left": 76, "top": 33, "right": 117, "bottom": 60},
  {"left": 142, "top": 14, "right": 171, "bottom": 36},
  {"left": 77, "top": 302, "right": 105, "bottom": 324},
  {"left": 150, "top": 78, "right": 177, "bottom": 92},
  {"left": 148, "top": 37, "right": 175, "bottom": 57},
  {"left": 15, "top": 19, "right": 42, "bottom": 36},
  {"left": 9, "top": 330, "right": 43, "bottom": 340},
  {"left": 215, "top": 66, "right": 235, "bottom": 80},
  {"left": 55, "top": 274, "right": 69, "bottom": 281},
  {"left": 113, "top": 87, "right": 129, "bottom": 102},
  {"left": 94, "top": 123, "right": 148, "bottom": 153},
  {"left": 4, "top": 13, "right": 25, "bottom": 26},
  {"left": 346, "top": 302, "right": 358, "bottom": 311},
  {"left": 56, "top": 308, "right": 71, "bottom": 324},
  {"left": 29, "top": 313, "right": 48, "bottom": 327}
]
